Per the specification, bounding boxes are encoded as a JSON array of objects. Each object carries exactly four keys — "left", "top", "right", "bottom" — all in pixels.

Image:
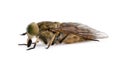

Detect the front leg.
[
  {"left": 19, "top": 32, "right": 32, "bottom": 46},
  {"left": 21, "top": 32, "right": 27, "bottom": 36},
  {"left": 27, "top": 43, "right": 36, "bottom": 50},
  {"left": 18, "top": 39, "right": 32, "bottom": 47},
  {"left": 27, "top": 36, "right": 40, "bottom": 50},
  {"left": 18, "top": 32, "right": 28, "bottom": 45},
  {"left": 18, "top": 44, "right": 27, "bottom": 45}
]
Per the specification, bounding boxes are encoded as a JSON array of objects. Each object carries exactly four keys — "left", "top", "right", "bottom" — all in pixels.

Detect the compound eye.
[{"left": 27, "top": 39, "right": 32, "bottom": 47}]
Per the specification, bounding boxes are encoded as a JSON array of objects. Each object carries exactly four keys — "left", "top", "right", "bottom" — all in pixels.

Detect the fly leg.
[
  {"left": 46, "top": 32, "right": 58, "bottom": 49},
  {"left": 18, "top": 32, "right": 28, "bottom": 45},
  {"left": 27, "top": 43, "right": 36, "bottom": 50},
  {"left": 21, "top": 32, "right": 27, "bottom": 36},
  {"left": 27, "top": 36, "right": 40, "bottom": 50},
  {"left": 18, "top": 43, "right": 34, "bottom": 46},
  {"left": 18, "top": 39, "right": 32, "bottom": 47},
  {"left": 59, "top": 34, "right": 69, "bottom": 43},
  {"left": 18, "top": 44, "right": 27, "bottom": 45},
  {"left": 51, "top": 32, "right": 61, "bottom": 45}
]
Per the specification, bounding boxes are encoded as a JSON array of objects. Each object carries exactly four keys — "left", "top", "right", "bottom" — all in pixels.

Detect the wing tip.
[{"left": 96, "top": 32, "right": 108, "bottom": 39}]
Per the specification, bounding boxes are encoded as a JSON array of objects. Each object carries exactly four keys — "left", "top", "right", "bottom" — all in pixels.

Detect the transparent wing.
[{"left": 52, "top": 22, "right": 108, "bottom": 39}]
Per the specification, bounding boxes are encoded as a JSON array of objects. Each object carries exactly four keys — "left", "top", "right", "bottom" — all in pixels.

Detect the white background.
[{"left": 0, "top": 0, "right": 120, "bottom": 61}]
